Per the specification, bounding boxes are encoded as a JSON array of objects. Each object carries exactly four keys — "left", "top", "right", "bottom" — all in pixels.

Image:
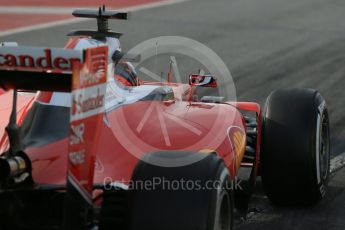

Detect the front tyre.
[{"left": 261, "top": 88, "right": 330, "bottom": 206}]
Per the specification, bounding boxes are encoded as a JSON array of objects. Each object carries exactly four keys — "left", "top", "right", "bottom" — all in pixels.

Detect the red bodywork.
[{"left": 0, "top": 38, "right": 261, "bottom": 191}]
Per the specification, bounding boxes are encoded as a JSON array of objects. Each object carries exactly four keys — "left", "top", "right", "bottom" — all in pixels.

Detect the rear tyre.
[
  {"left": 99, "top": 188, "right": 128, "bottom": 230},
  {"left": 128, "top": 151, "right": 234, "bottom": 230},
  {"left": 261, "top": 88, "right": 330, "bottom": 206}
]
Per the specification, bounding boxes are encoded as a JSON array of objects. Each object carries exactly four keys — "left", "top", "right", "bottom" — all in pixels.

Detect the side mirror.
[{"left": 189, "top": 74, "right": 217, "bottom": 88}]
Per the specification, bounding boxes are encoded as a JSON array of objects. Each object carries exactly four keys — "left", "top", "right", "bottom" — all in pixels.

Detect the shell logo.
[{"left": 228, "top": 127, "right": 246, "bottom": 169}]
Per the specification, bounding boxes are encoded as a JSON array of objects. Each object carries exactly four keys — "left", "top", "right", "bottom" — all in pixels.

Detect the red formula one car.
[{"left": 0, "top": 7, "right": 330, "bottom": 230}]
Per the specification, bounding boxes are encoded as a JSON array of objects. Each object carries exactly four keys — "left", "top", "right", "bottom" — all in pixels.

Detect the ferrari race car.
[{"left": 0, "top": 7, "right": 330, "bottom": 230}]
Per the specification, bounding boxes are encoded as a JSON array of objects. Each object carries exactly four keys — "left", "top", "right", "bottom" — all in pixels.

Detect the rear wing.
[
  {"left": 0, "top": 46, "right": 84, "bottom": 92},
  {"left": 0, "top": 44, "right": 109, "bottom": 229}
]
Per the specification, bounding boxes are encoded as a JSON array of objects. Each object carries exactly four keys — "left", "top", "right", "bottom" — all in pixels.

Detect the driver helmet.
[{"left": 115, "top": 61, "right": 139, "bottom": 86}]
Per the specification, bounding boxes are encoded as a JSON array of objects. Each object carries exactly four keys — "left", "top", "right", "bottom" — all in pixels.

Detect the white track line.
[
  {"left": 0, "top": 18, "right": 88, "bottom": 37},
  {"left": 0, "top": 7, "right": 75, "bottom": 14},
  {"left": 0, "top": 0, "right": 190, "bottom": 37},
  {"left": 330, "top": 152, "right": 345, "bottom": 173}
]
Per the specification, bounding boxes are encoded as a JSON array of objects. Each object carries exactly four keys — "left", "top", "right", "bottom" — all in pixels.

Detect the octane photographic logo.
[{"left": 109, "top": 36, "right": 237, "bottom": 167}]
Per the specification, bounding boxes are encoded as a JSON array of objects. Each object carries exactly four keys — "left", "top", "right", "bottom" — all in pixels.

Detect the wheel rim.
[
  {"left": 217, "top": 192, "right": 231, "bottom": 230},
  {"left": 319, "top": 114, "right": 330, "bottom": 181}
]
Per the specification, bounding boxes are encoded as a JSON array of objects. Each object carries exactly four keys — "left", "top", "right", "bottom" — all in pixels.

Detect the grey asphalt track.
[
  {"left": 1, "top": 0, "right": 344, "bottom": 229},
  {"left": 2, "top": 0, "right": 344, "bottom": 156},
  {"left": 236, "top": 167, "right": 345, "bottom": 230}
]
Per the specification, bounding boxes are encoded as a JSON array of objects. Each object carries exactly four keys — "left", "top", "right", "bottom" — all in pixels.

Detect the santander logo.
[
  {"left": 72, "top": 87, "right": 105, "bottom": 116},
  {"left": 0, "top": 47, "right": 83, "bottom": 72}
]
